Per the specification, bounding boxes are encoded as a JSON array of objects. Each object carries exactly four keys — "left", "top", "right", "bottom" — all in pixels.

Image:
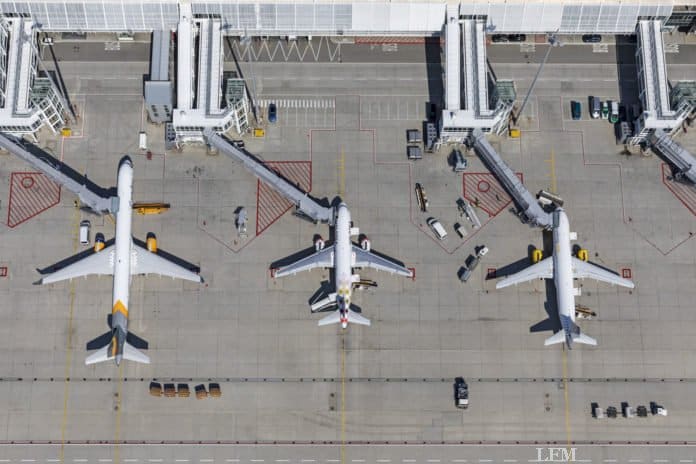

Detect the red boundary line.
[
  {"left": 1, "top": 440, "right": 694, "bottom": 446},
  {"left": 661, "top": 163, "right": 696, "bottom": 216},
  {"left": 6, "top": 172, "right": 61, "bottom": 228}
]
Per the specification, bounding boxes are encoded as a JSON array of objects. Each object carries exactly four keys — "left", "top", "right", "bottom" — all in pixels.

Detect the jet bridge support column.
[
  {"left": 469, "top": 129, "right": 552, "bottom": 229},
  {"left": 204, "top": 128, "right": 334, "bottom": 225}
]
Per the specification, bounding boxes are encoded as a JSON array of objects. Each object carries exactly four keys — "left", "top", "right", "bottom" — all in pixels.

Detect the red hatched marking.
[
  {"left": 7, "top": 172, "right": 61, "bottom": 228},
  {"left": 0, "top": 267, "right": 7, "bottom": 277},
  {"left": 622, "top": 268, "right": 632, "bottom": 279},
  {"left": 462, "top": 172, "right": 523, "bottom": 217},
  {"left": 256, "top": 161, "right": 312, "bottom": 235},
  {"left": 661, "top": 163, "right": 696, "bottom": 216}
]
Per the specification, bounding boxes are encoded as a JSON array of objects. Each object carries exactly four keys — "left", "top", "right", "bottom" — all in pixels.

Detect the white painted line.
[
  {"left": 604, "top": 460, "right": 618, "bottom": 463},
  {"left": 99, "top": 460, "right": 113, "bottom": 463},
  {"left": 175, "top": 460, "right": 190, "bottom": 463},
  {"left": 124, "top": 460, "right": 139, "bottom": 463},
  {"left": 577, "top": 460, "right": 593, "bottom": 463},
  {"left": 74, "top": 460, "right": 88, "bottom": 463},
  {"left": 654, "top": 461, "right": 669, "bottom": 463},
  {"left": 200, "top": 460, "right": 214, "bottom": 463},
  {"left": 226, "top": 461, "right": 240, "bottom": 463},
  {"left": 680, "top": 461, "right": 693, "bottom": 463},
  {"left": 251, "top": 461, "right": 265, "bottom": 463},
  {"left": 480, "top": 461, "right": 493, "bottom": 463},
  {"left": 504, "top": 460, "right": 518, "bottom": 463},
  {"left": 149, "top": 460, "right": 163, "bottom": 463},
  {"left": 403, "top": 460, "right": 417, "bottom": 463},
  {"left": 377, "top": 460, "right": 391, "bottom": 463},
  {"left": 302, "top": 460, "right": 316, "bottom": 463},
  {"left": 628, "top": 460, "right": 643, "bottom": 463},
  {"left": 47, "top": 460, "right": 60, "bottom": 463},
  {"left": 452, "top": 460, "right": 468, "bottom": 463},
  {"left": 327, "top": 461, "right": 340, "bottom": 463},
  {"left": 21, "top": 460, "right": 35, "bottom": 462},
  {"left": 428, "top": 460, "right": 441, "bottom": 463},
  {"left": 276, "top": 460, "right": 290, "bottom": 462},
  {"left": 352, "top": 461, "right": 365, "bottom": 463}
]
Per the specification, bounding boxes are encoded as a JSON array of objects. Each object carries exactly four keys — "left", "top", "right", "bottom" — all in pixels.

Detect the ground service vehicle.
[
  {"left": 590, "top": 96, "right": 601, "bottom": 119},
  {"left": 601, "top": 101, "right": 609, "bottom": 119},
  {"left": 79, "top": 220, "right": 91, "bottom": 245},
  {"left": 609, "top": 101, "right": 620, "bottom": 123},
  {"left": 427, "top": 217, "right": 447, "bottom": 240},
  {"left": 582, "top": 34, "right": 602, "bottom": 43},
  {"left": 268, "top": 103, "right": 277, "bottom": 123},
  {"left": 571, "top": 101, "right": 582, "bottom": 120},
  {"left": 415, "top": 183, "right": 428, "bottom": 212},
  {"left": 454, "top": 377, "right": 469, "bottom": 409}
]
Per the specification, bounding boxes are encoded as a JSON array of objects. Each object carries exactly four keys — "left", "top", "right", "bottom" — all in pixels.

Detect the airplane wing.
[
  {"left": 351, "top": 245, "right": 413, "bottom": 278},
  {"left": 571, "top": 257, "right": 634, "bottom": 288},
  {"left": 495, "top": 257, "right": 554, "bottom": 289},
  {"left": 273, "top": 245, "right": 335, "bottom": 277},
  {"left": 131, "top": 243, "right": 203, "bottom": 282},
  {"left": 38, "top": 245, "right": 115, "bottom": 284}
]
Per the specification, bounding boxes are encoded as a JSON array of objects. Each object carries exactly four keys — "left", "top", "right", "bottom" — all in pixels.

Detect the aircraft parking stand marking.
[
  {"left": 255, "top": 161, "right": 312, "bottom": 235},
  {"left": 6, "top": 172, "right": 61, "bottom": 228},
  {"left": 462, "top": 172, "right": 521, "bottom": 217},
  {"left": 660, "top": 163, "right": 696, "bottom": 216}
]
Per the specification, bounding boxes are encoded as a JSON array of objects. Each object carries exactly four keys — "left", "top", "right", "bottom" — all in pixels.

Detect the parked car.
[
  {"left": 589, "top": 96, "right": 601, "bottom": 119},
  {"left": 570, "top": 101, "right": 582, "bottom": 120},
  {"left": 491, "top": 34, "right": 508, "bottom": 43},
  {"left": 454, "top": 377, "right": 469, "bottom": 409},
  {"left": 426, "top": 217, "right": 447, "bottom": 240},
  {"left": 609, "top": 101, "right": 620, "bottom": 124},
  {"left": 601, "top": 101, "right": 609, "bottom": 119},
  {"left": 268, "top": 103, "right": 277, "bottom": 123},
  {"left": 507, "top": 34, "right": 526, "bottom": 42},
  {"left": 582, "top": 34, "right": 602, "bottom": 43}
]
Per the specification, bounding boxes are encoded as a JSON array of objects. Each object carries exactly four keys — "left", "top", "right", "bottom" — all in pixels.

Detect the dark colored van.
[{"left": 571, "top": 101, "right": 582, "bottom": 120}]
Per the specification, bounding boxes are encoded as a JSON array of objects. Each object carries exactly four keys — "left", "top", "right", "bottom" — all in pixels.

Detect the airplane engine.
[
  {"left": 93, "top": 233, "right": 105, "bottom": 252},
  {"left": 360, "top": 236, "right": 371, "bottom": 252},
  {"left": 314, "top": 236, "right": 325, "bottom": 251},
  {"left": 146, "top": 233, "right": 158, "bottom": 253},
  {"left": 530, "top": 248, "right": 543, "bottom": 264},
  {"left": 576, "top": 248, "right": 588, "bottom": 262}
]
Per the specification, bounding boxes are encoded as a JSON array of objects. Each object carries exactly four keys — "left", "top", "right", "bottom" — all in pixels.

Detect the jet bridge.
[
  {"left": 203, "top": 128, "right": 334, "bottom": 225},
  {"left": 469, "top": 129, "right": 552, "bottom": 229},
  {"left": 650, "top": 130, "right": 696, "bottom": 184},
  {"left": 0, "top": 132, "right": 114, "bottom": 214},
  {"left": 632, "top": 20, "right": 693, "bottom": 143}
]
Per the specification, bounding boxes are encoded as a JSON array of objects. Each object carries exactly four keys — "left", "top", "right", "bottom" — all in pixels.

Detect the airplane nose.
[
  {"left": 341, "top": 321, "right": 348, "bottom": 329},
  {"left": 115, "top": 354, "right": 122, "bottom": 365},
  {"left": 120, "top": 156, "right": 133, "bottom": 168}
]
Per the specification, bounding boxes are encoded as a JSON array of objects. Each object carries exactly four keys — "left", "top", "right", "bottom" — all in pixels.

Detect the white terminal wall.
[{"left": 0, "top": 1, "right": 677, "bottom": 34}]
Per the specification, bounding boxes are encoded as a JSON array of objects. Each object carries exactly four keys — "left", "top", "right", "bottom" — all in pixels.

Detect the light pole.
[{"left": 513, "top": 31, "right": 562, "bottom": 124}]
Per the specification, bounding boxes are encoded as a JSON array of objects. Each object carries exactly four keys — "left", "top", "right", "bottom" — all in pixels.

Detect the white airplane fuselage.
[
  {"left": 334, "top": 203, "right": 354, "bottom": 329},
  {"left": 110, "top": 158, "right": 134, "bottom": 364},
  {"left": 552, "top": 209, "right": 577, "bottom": 337}
]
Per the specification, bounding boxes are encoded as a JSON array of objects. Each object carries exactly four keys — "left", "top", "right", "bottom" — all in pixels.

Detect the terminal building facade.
[{"left": 0, "top": 1, "right": 691, "bottom": 35}]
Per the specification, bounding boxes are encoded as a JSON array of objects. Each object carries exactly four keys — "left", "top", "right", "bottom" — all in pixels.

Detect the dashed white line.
[
  {"left": 251, "top": 461, "right": 265, "bottom": 463},
  {"left": 47, "top": 460, "right": 60, "bottom": 463},
  {"left": 680, "top": 461, "right": 693, "bottom": 463},
  {"left": 200, "top": 460, "right": 214, "bottom": 463},
  {"left": 148, "top": 460, "right": 163, "bottom": 463},
  {"left": 427, "top": 460, "right": 441, "bottom": 463},
  {"left": 352, "top": 460, "right": 366, "bottom": 463},
  {"left": 175, "top": 460, "right": 190, "bottom": 463},
  {"left": 577, "top": 460, "right": 593, "bottom": 463},
  {"left": 403, "top": 460, "right": 417, "bottom": 463},
  {"left": 377, "top": 460, "right": 391, "bottom": 463},
  {"left": 226, "top": 461, "right": 240, "bottom": 463},
  {"left": 452, "top": 460, "right": 468, "bottom": 463},
  {"left": 302, "top": 460, "right": 316, "bottom": 463},
  {"left": 123, "top": 460, "right": 139, "bottom": 463},
  {"left": 99, "top": 460, "right": 113, "bottom": 463},
  {"left": 504, "top": 460, "right": 518, "bottom": 463},
  {"left": 74, "top": 460, "right": 88, "bottom": 463},
  {"left": 276, "top": 460, "right": 289, "bottom": 462},
  {"left": 604, "top": 460, "right": 618, "bottom": 463},
  {"left": 21, "top": 460, "right": 35, "bottom": 463},
  {"left": 654, "top": 460, "right": 669, "bottom": 463},
  {"left": 480, "top": 460, "right": 493, "bottom": 463},
  {"left": 629, "top": 460, "right": 643, "bottom": 463},
  {"left": 326, "top": 460, "right": 340, "bottom": 463}
]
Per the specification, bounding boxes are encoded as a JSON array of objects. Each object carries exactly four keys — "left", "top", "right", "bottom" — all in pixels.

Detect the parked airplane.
[
  {"left": 37, "top": 157, "right": 203, "bottom": 365},
  {"left": 495, "top": 208, "right": 634, "bottom": 348},
  {"left": 272, "top": 202, "right": 412, "bottom": 328}
]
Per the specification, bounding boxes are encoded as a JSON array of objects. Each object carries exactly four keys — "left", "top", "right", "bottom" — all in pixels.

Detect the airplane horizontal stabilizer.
[
  {"left": 348, "top": 308, "right": 370, "bottom": 326},
  {"left": 318, "top": 311, "right": 341, "bottom": 326},
  {"left": 85, "top": 346, "right": 111, "bottom": 365},
  {"left": 123, "top": 342, "right": 151, "bottom": 364},
  {"left": 544, "top": 330, "right": 567, "bottom": 346},
  {"left": 573, "top": 333, "right": 597, "bottom": 346}
]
